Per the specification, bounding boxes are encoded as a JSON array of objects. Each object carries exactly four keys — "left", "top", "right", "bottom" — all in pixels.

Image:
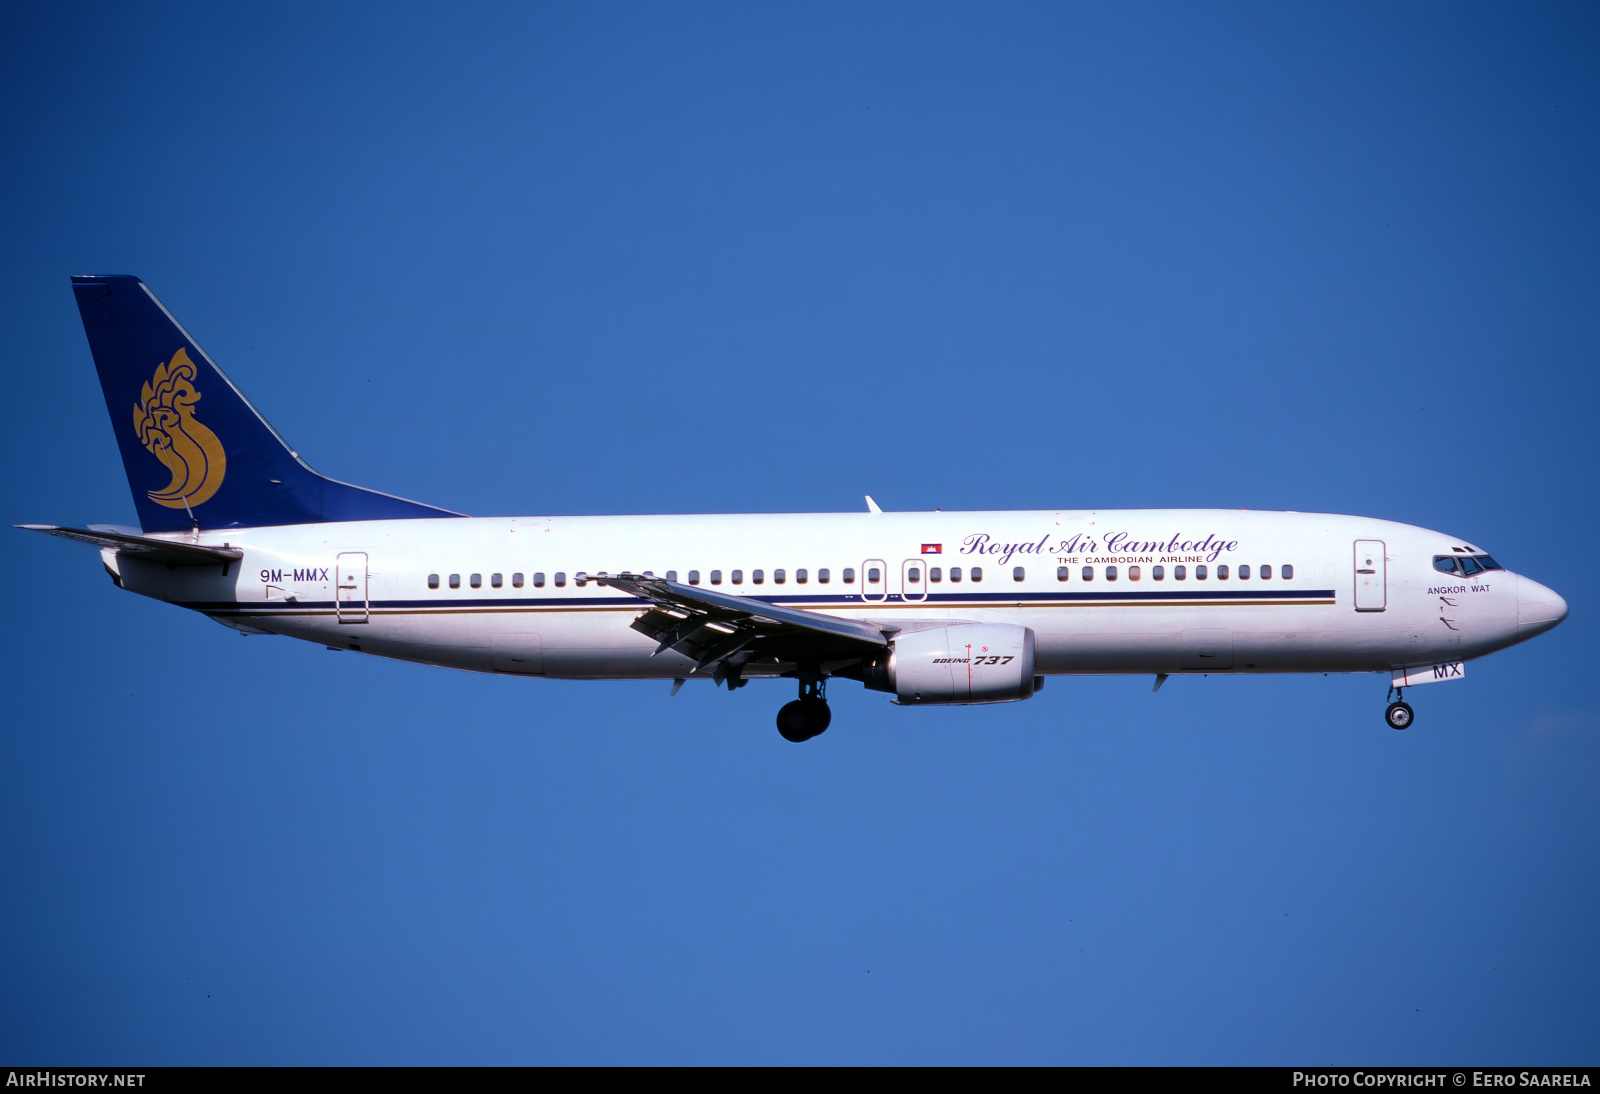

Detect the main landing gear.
[
  {"left": 777, "top": 677, "right": 831, "bottom": 743},
  {"left": 1384, "top": 685, "right": 1414, "bottom": 731}
]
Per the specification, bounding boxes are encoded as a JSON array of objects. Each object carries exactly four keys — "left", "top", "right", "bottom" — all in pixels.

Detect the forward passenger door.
[{"left": 1354, "top": 540, "right": 1386, "bottom": 612}]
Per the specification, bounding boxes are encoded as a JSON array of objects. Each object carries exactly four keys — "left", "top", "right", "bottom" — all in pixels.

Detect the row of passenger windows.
[
  {"left": 1055, "top": 563, "right": 1293, "bottom": 582},
  {"left": 424, "top": 562, "right": 1295, "bottom": 589},
  {"left": 671, "top": 568, "right": 867, "bottom": 585},
  {"left": 423, "top": 567, "right": 975, "bottom": 589},
  {"left": 426, "top": 568, "right": 874, "bottom": 589},
  {"left": 428, "top": 572, "right": 529, "bottom": 589}
]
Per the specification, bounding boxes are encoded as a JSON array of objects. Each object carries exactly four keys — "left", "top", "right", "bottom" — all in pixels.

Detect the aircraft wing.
[
  {"left": 592, "top": 572, "right": 889, "bottom": 686},
  {"left": 16, "top": 524, "right": 244, "bottom": 567}
]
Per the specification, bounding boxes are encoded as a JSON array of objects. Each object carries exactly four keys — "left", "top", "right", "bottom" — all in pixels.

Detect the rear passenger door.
[{"left": 336, "top": 551, "right": 369, "bottom": 623}]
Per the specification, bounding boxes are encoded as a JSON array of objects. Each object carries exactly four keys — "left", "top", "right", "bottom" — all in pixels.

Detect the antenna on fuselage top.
[{"left": 181, "top": 494, "right": 200, "bottom": 541}]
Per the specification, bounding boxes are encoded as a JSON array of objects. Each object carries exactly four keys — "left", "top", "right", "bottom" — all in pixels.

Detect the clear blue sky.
[{"left": 2, "top": 2, "right": 1596, "bottom": 1065}]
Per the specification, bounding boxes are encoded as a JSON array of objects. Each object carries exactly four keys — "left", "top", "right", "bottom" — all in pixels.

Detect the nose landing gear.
[
  {"left": 1384, "top": 685, "right": 1414, "bottom": 730},
  {"left": 776, "top": 677, "right": 831, "bottom": 743}
]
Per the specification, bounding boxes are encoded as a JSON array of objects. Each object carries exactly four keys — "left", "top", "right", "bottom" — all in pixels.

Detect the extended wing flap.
[
  {"left": 628, "top": 607, "right": 738, "bottom": 659},
  {"left": 16, "top": 524, "right": 244, "bottom": 566},
  {"left": 596, "top": 573, "right": 888, "bottom": 647},
  {"left": 594, "top": 573, "right": 888, "bottom": 682}
]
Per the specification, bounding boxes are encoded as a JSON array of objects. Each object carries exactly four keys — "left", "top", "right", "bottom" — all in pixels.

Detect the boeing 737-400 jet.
[{"left": 20, "top": 276, "right": 1569, "bottom": 741}]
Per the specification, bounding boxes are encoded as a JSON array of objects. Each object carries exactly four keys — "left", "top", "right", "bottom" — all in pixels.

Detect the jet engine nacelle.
[{"left": 879, "top": 623, "right": 1037, "bottom": 705}]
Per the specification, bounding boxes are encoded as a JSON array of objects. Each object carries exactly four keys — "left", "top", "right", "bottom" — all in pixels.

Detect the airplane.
[{"left": 20, "top": 275, "right": 1569, "bottom": 742}]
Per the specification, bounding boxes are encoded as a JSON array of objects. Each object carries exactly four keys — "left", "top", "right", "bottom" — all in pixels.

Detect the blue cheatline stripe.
[{"left": 187, "top": 588, "right": 1338, "bottom": 613}]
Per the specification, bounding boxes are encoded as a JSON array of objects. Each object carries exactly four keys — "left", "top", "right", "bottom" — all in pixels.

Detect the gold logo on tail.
[{"left": 133, "top": 348, "right": 227, "bottom": 508}]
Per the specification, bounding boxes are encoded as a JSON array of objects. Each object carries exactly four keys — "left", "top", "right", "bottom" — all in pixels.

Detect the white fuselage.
[{"left": 102, "top": 508, "right": 1567, "bottom": 686}]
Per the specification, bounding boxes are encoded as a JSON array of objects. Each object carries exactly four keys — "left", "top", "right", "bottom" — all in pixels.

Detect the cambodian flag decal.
[{"left": 920, "top": 543, "right": 942, "bottom": 554}]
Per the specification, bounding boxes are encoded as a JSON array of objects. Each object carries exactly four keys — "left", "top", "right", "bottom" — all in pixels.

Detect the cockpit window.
[{"left": 1435, "top": 554, "right": 1504, "bottom": 576}]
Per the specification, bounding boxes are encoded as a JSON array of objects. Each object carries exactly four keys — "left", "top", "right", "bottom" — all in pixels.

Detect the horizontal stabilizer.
[{"left": 16, "top": 524, "right": 243, "bottom": 566}]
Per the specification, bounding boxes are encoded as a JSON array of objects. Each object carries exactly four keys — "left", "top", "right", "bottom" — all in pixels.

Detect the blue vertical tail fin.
[{"left": 71, "top": 275, "right": 461, "bottom": 533}]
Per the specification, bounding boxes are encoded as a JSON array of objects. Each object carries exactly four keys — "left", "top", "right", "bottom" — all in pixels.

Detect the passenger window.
[
  {"left": 819, "top": 569, "right": 830, "bottom": 583},
  {"left": 470, "top": 573, "right": 483, "bottom": 588},
  {"left": 1259, "top": 565, "right": 1270, "bottom": 580},
  {"left": 752, "top": 570, "right": 764, "bottom": 584},
  {"left": 533, "top": 573, "right": 545, "bottom": 587},
  {"left": 1175, "top": 565, "right": 1186, "bottom": 580},
  {"left": 1057, "top": 566, "right": 1070, "bottom": 581},
  {"left": 1082, "top": 566, "right": 1093, "bottom": 581},
  {"left": 449, "top": 574, "right": 461, "bottom": 589},
  {"left": 949, "top": 567, "right": 961, "bottom": 582},
  {"left": 573, "top": 572, "right": 587, "bottom": 587},
  {"left": 842, "top": 568, "right": 855, "bottom": 583},
  {"left": 970, "top": 567, "right": 983, "bottom": 582},
  {"left": 1107, "top": 565, "right": 1118, "bottom": 581},
  {"left": 491, "top": 573, "right": 503, "bottom": 588},
  {"left": 665, "top": 571, "right": 677, "bottom": 582},
  {"left": 774, "top": 569, "right": 785, "bottom": 584},
  {"left": 929, "top": 568, "right": 941, "bottom": 582},
  {"left": 1196, "top": 565, "right": 1207, "bottom": 580},
  {"left": 732, "top": 570, "right": 743, "bottom": 584},
  {"left": 1216, "top": 565, "right": 1228, "bottom": 580},
  {"left": 1282, "top": 564, "right": 1293, "bottom": 579},
  {"left": 909, "top": 568, "right": 921, "bottom": 583},
  {"left": 554, "top": 572, "right": 566, "bottom": 587},
  {"left": 1129, "top": 565, "right": 1140, "bottom": 581},
  {"left": 867, "top": 568, "right": 881, "bottom": 583},
  {"left": 428, "top": 573, "right": 440, "bottom": 589},
  {"left": 1238, "top": 565, "right": 1249, "bottom": 580},
  {"left": 512, "top": 573, "right": 524, "bottom": 588},
  {"left": 1012, "top": 566, "right": 1025, "bottom": 582},
  {"left": 711, "top": 570, "right": 723, "bottom": 585},
  {"left": 689, "top": 570, "right": 701, "bottom": 585},
  {"left": 796, "top": 569, "right": 808, "bottom": 583},
  {"left": 1153, "top": 565, "right": 1164, "bottom": 581}
]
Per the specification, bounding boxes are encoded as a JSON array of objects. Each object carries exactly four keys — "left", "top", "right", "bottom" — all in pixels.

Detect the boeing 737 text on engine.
[{"left": 20, "top": 276, "right": 1569, "bottom": 741}]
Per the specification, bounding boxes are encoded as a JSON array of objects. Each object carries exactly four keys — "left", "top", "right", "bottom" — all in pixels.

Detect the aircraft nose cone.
[{"left": 1517, "top": 575, "right": 1569, "bottom": 636}]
